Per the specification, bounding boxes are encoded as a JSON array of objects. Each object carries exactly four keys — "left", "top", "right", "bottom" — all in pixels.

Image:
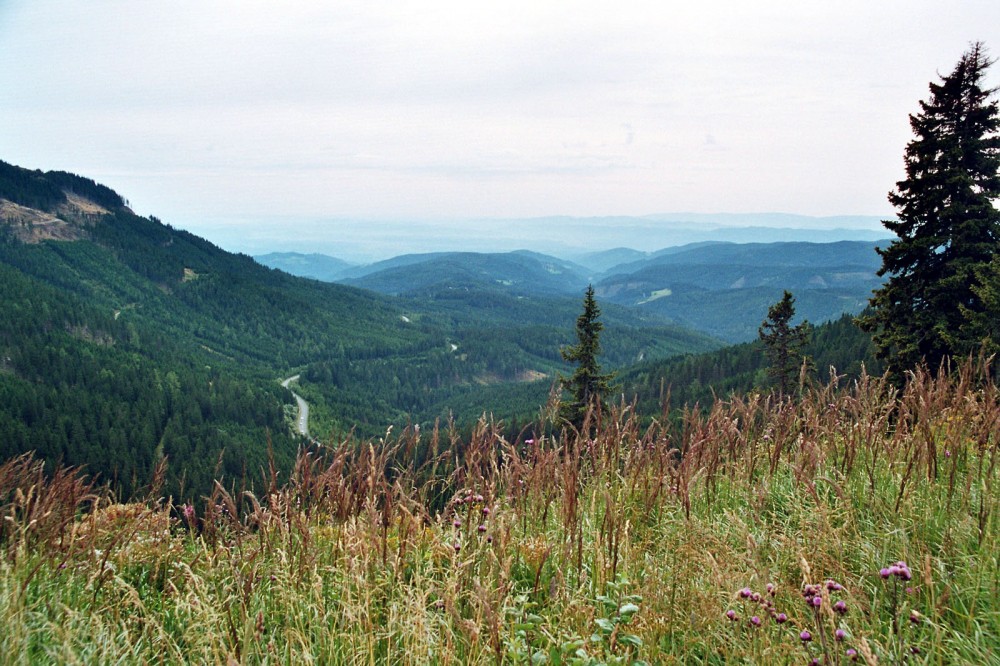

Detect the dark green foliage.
[
  {"left": 620, "top": 314, "right": 881, "bottom": 414},
  {"left": 759, "top": 291, "right": 811, "bottom": 395},
  {"left": 559, "top": 286, "right": 614, "bottom": 428},
  {"left": 860, "top": 43, "right": 1000, "bottom": 382}
]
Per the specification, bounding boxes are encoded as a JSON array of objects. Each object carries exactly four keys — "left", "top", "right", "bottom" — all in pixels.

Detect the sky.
[{"left": 2, "top": 1, "right": 999, "bottom": 259}]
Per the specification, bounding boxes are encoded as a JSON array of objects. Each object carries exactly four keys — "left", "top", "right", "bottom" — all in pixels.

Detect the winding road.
[{"left": 280, "top": 374, "right": 309, "bottom": 437}]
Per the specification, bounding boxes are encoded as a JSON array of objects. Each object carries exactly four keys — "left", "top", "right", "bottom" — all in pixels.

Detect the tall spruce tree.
[
  {"left": 560, "top": 285, "right": 614, "bottom": 429},
  {"left": 759, "top": 290, "right": 811, "bottom": 395},
  {"left": 859, "top": 43, "right": 1000, "bottom": 382}
]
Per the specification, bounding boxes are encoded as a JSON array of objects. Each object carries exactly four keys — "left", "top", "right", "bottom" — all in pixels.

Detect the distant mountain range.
[{"left": 256, "top": 237, "right": 890, "bottom": 342}]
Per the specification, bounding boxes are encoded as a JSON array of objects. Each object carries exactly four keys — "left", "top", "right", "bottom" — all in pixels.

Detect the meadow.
[{"left": 1, "top": 363, "right": 997, "bottom": 665}]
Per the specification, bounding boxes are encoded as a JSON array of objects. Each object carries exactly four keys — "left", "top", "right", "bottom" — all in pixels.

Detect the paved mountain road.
[{"left": 280, "top": 375, "right": 309, "bottom": 437}]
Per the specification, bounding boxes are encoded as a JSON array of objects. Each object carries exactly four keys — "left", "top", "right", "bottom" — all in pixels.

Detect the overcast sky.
[{"left": 2, "top": 1, "right": 999, "bottom": 256}]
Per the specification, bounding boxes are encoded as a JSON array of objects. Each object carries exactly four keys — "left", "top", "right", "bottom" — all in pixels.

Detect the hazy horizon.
[{"left": 232, "top": 211, "right": 892, "bottom": 264}]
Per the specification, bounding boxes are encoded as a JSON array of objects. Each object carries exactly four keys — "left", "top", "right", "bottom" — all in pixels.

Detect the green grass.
[{"left": 1, "top": 364, "right": 998, "bottom": 664}]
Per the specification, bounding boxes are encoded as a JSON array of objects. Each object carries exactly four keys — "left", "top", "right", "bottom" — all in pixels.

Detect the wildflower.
[
  {"left": 826, "top": 579, "right": 843, "bottom": 592},
  {"left": 726, "top": 609, "right": 738, "bottom": 621},
  {"left": 880, "top": 567, "right": 892, "bottom": 579},
  {"left": 452, "top": 518, "right": 461, "bottom": 528},
  {"left": 835, "top": 628, "right": 847, "bottom": 642},
  {"left": 482, "top": 506, "right": 491, "bottom": 516},
  {"left": 453, "top": 542, "right": 461, "bottom": 553},
  {"left": 909, "top": 609, "right": 922, "bottom": 624},
  {"left": 477, "top": 524, "right": 487, "bottom": 533},
  {"left": 766, "top": 582, "right": 776, "bottom": 596},
  {"left": 775, "top": 612, "right": 788, "bottom": 623},
  {"left": 740, "top": 587, "right": 753, "bottom": 599},
  {"left": 911, "top": 646, "right": 921, "bottom": 655},
  {"left": 833, "top": 600, "right": 848, "bottom": 615},
  {"left": 800, "top": 630, "right": 812, "bottom": 642},
  {"left": 846, "top": 648, "right": 859, "bottom": 661},
  {"left": 811, "top": 596, "right": 822, "bottom": 608},
  {"left": 486, "top": 535, "right": 493, "bottom": 544},
  {"left": 524, "top": 438, "right": 535, "bottom": 445},
  {"left": 749, "top": 615, "right": 762, "bottom": 627},
  {"left": 751, "top": 591, "right": 762, "bottom": 603}
]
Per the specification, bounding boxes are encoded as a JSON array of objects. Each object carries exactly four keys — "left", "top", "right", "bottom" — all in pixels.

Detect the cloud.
[{"left": 2, "top": 0, "right": 999, "bottom": 235}]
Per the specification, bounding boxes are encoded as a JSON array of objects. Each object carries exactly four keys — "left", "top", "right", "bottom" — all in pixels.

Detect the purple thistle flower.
[
  {"left": 751, "top": 592, "right": 762, "bottom": 603},
  {"left": 811, "top": 596, "right": 822, "bottom": 608},
  {"left": 826, "top": 579, "right": 843, "bottom": 592},
  {"left": 846, "top": 648, "right": 858, "bottom": 661},
  {"left": 482, "top": 506, "right": 491, "bottom": 516},
  {"left": 725, "top": 609, "right": 738, "bottom": 621},
  {"left": 453, "top": 542, "right": 461, "bottom": 553},
  {"left": 800, "top": 630, "right": 812, "bottom": 642},
  {"left": 766, "top": 582, "right": 776, "bottom": 596},
  {"left": 740, "top": 587, "right": 752, "bottom": 599},
  {"left": 833, "top": 600, "right": 848, "bottom": 615},
  {"left": 477, "top": 524, "right": 487, "bottom": 533},
  {"left": 453, "top": 518, "right": 461, "bottom": 528},
  {"left": 750, "top": 615, "right": 762, "bottom": 627},
  {"left": 486, "top": 535, "right": 493, "bottom": 544},
  {"left": 880, "top": 567, "right": 891, "bottom": 579},
  {"left": 775, "top": 612, "right": 788, "bottom": 623},
  {"left": 835, "top": 628, "right": 847, "bottom": 642}
]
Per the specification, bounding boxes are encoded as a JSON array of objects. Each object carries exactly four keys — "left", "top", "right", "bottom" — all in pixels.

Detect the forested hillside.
[{"left": 619, "top": 313, "right": 882, "bottom": 414}]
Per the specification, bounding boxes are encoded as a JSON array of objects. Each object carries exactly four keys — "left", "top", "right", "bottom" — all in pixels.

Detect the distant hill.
[
  {"left": 595, "top": 240, "right": 888, "bottom": 342},
  {"left": 254, "top": 252, "right": 356, "bottom": 281},
  {"left": 340, "top": 250, "right": 590, "bottom": 297}
]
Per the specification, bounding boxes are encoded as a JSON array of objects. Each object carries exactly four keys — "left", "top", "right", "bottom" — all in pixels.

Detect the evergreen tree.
[
  {"left": 759, "top": 290, "right": 811, "bottom": 395},
  {"left": 560, "top": 285, "right": 614, "bottom": 428},
  {"left": 859, "top": 43, "right": 1000, "bottom": 382}
]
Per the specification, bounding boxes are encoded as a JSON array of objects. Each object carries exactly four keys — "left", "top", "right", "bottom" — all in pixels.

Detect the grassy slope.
[{"left": 1, "top": 364, "right": 997, "bottom": 664}]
